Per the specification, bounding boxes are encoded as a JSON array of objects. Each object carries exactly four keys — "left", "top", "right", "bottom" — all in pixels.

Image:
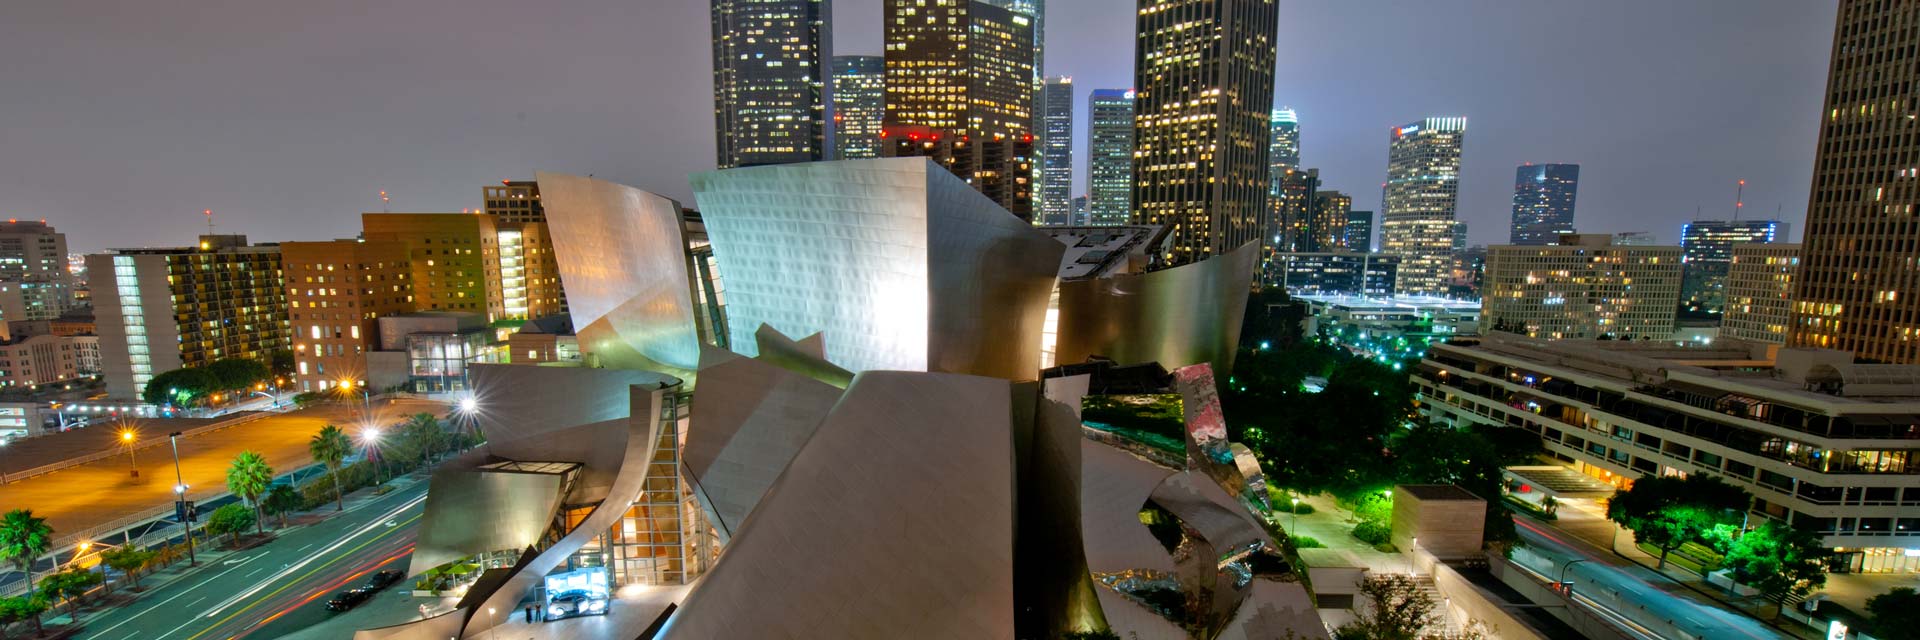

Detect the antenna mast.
[
  {"left": 204, "top": 209, "right": 214, "bottom": 236},
  {"left": 1734, "top": 179, "right": 1746, "bottom": 220}
]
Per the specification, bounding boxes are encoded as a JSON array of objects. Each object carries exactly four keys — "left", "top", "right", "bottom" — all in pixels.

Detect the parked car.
[
  {"left": 544, "top": 590, "right": 609, "bottom": 620},
  {"left": 364, "top": 569, "right": 404, "bottom": 590},
  {"left": 325, "top": 588, "right": 375, "bottom": 611}
]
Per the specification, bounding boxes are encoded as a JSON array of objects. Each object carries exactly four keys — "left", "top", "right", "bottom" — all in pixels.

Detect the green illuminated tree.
[
  {"left": 1721, "top": 521, "right": 1830, "bottom": 606},
  {"left": 1606, "top": 474, "right": 1750, "bottom": 569},
  {"left": 99, "top": 546, "right": 158, "bottom": 592},
  {"left": 308, "top": 425, "right": 351, "bottom": 511},
  {"left": 225, "top": 451, "right": 274, "bottom": 536},
  {"left": 263, "top": 484, "right": 301, "bottom": 529},
  {"left": 204, "top": 504, "right": 255, "bottom": 546},
  {"left": 0, "top": 510, "right": 52, "bottom": 592},
  {"left": 140, "top": 367, "right": 219, "bottom": 406}
]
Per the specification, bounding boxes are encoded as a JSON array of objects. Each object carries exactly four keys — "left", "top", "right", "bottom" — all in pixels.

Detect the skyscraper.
[
  {"left": 882, "top": 0, "right": 1035, "bottom": 218},
  {"left": 1310, "top": 190, "right": 1351, "bottom": 253},
  {"left": 831, "top": 56, "right": 885, "bottom": 160},
  {"left": 1791, "top": 0, "right": 1920, "bottom": 362},
  {"left": 1086, "top": 89, "right": 1134, "bottom": 226},
  {"left": 1680, "top": 219, "right": 1786, "bottom": 314},
  {"left": 1345, "top": 210, "right": 1374, "bottom": 252},
  {"left": 710, "top": 0, "right": 830, "bottom": 168},
  {"left": 1381, "top": 117, "right": 1467, "bottom": 295},
  {"left": 1036, "top": 76, "right": 1075, "bottom": 225},
  {"left": 1270, "top": 107, "right": 1300, "bottom": 171},
  {"left": 1132, "top": 0, "right": 1279, "bottom": 266},
  {"left": 1509, "top": 163, "right": 1579, "bottom": 245},
  {"left": 1269, "top": 167, "right": 1318, "bottom": 253}
]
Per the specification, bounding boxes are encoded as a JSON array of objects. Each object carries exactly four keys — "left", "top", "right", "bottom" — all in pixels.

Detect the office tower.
[
  {"left": 1132, "top": 0, "right": 1279, "bottom": 266},
  {"left": 362, "top": 213, "right": 505, "bottom": 322},
  {"left": 1070, "top": 195, "right": 1089, "bottom": 226},
  {"left": 282, "top": 239, "right": 414, "bottom": 392},
  {"left": 1269, "top": 167, "right": 1318, "bottom": 253},
  {"left": 1509, "top": 163, "right": 1580, "bottom": 245},
  {"left": 1086, "top": 89, "right": 1135, "bottom": 226},
  {"left": 90, "top": 235, "right": 291, "bottom": 400},
  {"left": 1271, "top": 252, "right": 1399, "bottom": 295},
  {"left": 1381, "top": 117, "right": 1467, "bottom": 295},
  {"left": 1679, "top": 219, "right": 1785, "bottom": 314},
  {"left": 1724, "top": 243, "right": 1800, "bottom": 345},
  {"left": 1035, "top": 76, "right": 1075, "bottom": 225},
  {"left": 882, "top": 0, "right": 1036, "bottom": 218},
  {"left": 1792, "top": 0, "right": 1920, "bottom": 362},
  {"left": 1345, "top": 210, "right": 1374, "bottom": 252},
  {"left": 830, "top": 56, "right": 885, "bottom": 160},
  {"left": 1310, "top": 190, "right": 1351, "bottom": 252},
  {"left": 710, "top": 0, "right": 830, "bottom": 168},
  {"left": 1449, "top": 245, "right": 1485, "bottom": 299},
  {"left": 1613, "top": 231, "right": 1658, "bottom": 246},
  {"left": 1452, "top": 222, "right": 1468, "bottom": 252},
  {"left": 1482, "top": 234, "right": 1682, "bottom": 339},
  {"left": 482, "top": 180, "right": 544, "bottom": 224},
  {"left": 1270, "top": 107, "right": 1300, "bottom": 171},
  {"left": 0, "top": 220, "right": 74, "bottom": 322}
]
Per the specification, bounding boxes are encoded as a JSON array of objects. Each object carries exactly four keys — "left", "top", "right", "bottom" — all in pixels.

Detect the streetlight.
[
  {"left": 1289, "top": 495, "right": 1300, "bottom": 535},
  {"left": 119, "top": 427, "right": 139, "bottom": 478},
  {"left": 487, "top": 606, "right": 498, "bottom": 639},
  {"left": 361, "top": 425, "right": 386, "bottom": 484},
  {"left": 168, "top": 431, "right": 196, "bottom": 566},
  {"left": 1558, "top": 558, "right": 1591, "bottom": 595}
]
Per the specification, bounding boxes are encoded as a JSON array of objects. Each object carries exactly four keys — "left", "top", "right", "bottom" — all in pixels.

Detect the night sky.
[{"left": 2, "top": 0, "right": 1835, "bottom": 254}]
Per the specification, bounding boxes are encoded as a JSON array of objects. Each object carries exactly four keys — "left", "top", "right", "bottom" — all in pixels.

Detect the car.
[
  {"left": 363, "top": 569, "right": 403, "bottom": 590},
  {"left": 325, "top": 588, "right": 374, "bottom": 612},
  {"left": 544, "top": 590, "right": 609, "bottom": 621}
]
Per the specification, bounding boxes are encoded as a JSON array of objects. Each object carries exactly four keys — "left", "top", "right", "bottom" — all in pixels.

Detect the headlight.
[
  {"left": 588, "top": 600, "right": 606, "bottom": 611},
  {"left": 548, "top": 605, "right": 567, "bottom": 617}
]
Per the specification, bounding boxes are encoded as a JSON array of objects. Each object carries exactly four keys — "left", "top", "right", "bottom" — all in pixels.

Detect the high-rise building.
[
  {"left": 282, "top": 239, "right": 414, "bottom": 392},
  {"left": 830, "top": 56, "right": 885, "bottom": 160},
  {"left": 1509, "top": 163, "right": 1579, "bottom": 245},
  {"left": 710, "top": 0, "right": 830, "bottom": 168},
  {"left": 1381, "top": 117, "right": 1467, "bottom": 295},
  {"left": 1270, "top": 107, "right": 1299, "bottom": 171},
  {"left": 1269, "top": 167, "right": 1318, "bottom": 254},
  {"left": 882, "top": 0, "right": 1036, "bottom": 218},
  {"left": 1036, "top": 76, "right": 1075, "bottom": 225},
  {"left": 0, "top": 220, "right": 74, "bottom": 323},
  {"left": 1086, "top": 89, "right": 1135, "bottom": 226},
  {"left": 1310, "top": 190, "right": 1351, "bottom": 253},
  {"left": 1481, "top": 234, "right": 1682, "bottom": 339},
  {"left": 482, "top": 180, "right": 544, "bottom": 224},
  {"left": 1132, "top": 0, "right": 1278, "bottom": 266},
  {"left": 1791, "top": 0, "right": 1920, "bottom": 362},
  {"left": 1345, "top": 210, "right": 1374, "bottom": 252},
  {"left": 1724, "top": 243, "right": 1800, "bottom": 345},
  {"left": 362, "top": 214, "right": 504, "bottom": 322},
  {"left": 90, "top": 235, "right": 291, "bottom": 400},
  {"left": 1070, "top": 195, "right": 1089, "bottom": 226},
  {"left": 1679, "top": 219, "right": 1785, "bottom": 314}
]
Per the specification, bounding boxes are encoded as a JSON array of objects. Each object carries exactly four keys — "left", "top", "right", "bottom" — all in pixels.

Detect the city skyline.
[{"left": 0, "top": 1, "right": 1833, "bottom": 253}]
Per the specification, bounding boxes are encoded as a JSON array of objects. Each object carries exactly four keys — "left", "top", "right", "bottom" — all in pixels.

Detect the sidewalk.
[{"left": 481, "top": 583, "right": 689, "bottom": 640}]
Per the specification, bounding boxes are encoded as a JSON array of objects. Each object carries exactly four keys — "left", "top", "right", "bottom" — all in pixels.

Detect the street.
[{"left": 74, "top": 479, "right": 428, "bottom": 640}]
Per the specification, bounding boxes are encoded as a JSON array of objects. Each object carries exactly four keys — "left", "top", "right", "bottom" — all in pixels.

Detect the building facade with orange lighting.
[
  {"left": 282, "top": 239, "right": 414, "bottom": 393},
  {"left": 362, "top": 213, "right": 504, "bottom": 322}
]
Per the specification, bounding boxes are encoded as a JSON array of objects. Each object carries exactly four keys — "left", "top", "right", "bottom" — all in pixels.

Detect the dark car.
[
  {"left": 544, "top": 590, "right": 609, "bottom": 621},
  {"left": 325, "top": 588, "right": 374, "bottom": 612},
  {"left": 364, "top": 569, "right": 404, "bottom": 590}
]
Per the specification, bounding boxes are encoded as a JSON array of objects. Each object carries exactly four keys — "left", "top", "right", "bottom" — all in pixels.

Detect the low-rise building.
[
  {"left": 1271, "top": 252, "right": 1399, "bottom": 295},
  {"left": 0, "top": 334, "right": 86, "bottom": 388},
  {"left": 1723, "top": 243, "right": 1800, "bottom": 345},
  {"left": 1297, "top": 293, "right": 1481, "bottom": 357},
  {"left": 1414, "top": 333, "right": 1920, "bottom": 572},
  {"left": 1482, "top": 234, "right": 1681, "bottom": 340}
]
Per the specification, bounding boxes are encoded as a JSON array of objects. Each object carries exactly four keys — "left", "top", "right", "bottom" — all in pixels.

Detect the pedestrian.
[{"left": 524, "top": 603, "right": 535, "bottom": 622}]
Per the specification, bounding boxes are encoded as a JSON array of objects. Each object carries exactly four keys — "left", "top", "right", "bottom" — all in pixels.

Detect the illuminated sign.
[{"left": 1827, "top": 620, "right": 1847, "bottom": 640}]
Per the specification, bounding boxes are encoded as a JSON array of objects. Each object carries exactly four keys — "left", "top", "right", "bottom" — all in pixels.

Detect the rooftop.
[
  {"left": 1041, "top": 225, "right": 1167, "bottom": 280},
  {"left": 1295, "top": 293, "right": 1482, "bottom": 311}
]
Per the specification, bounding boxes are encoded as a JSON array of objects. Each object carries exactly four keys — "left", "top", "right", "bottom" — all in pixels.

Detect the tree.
[
  {"left": 1606, "top": 474, "right": 1750, "bottom": 569},
  {"left": 204, "top": 504, "right": 256, "bottom": 546},
  {"left": 204, "top": 358, "right": 270, "bottom": 393},
  {"left": 99, "top": 546, "right": 158, "bottom": 592},
  {"left": 268, "top": 349, "right": 296, "bottom": 379},
  {"left": 1721, "top": 521, "right": 1831, "bottom": 607},
  {"left": 226, "top": 451, "right": 274, "bottom": 536},
  {"left": 0, "top": 595, "right": 48, "bottom": 637},
  {"left": 140, "top": 367, "right": 219, "bottom": 406},
  {"left": 309, "top": 424, "right": 352, "bottom": 511},
  {"left": 1865, "top": 587, "right": 1920, "bottom": 640},
  {"left": 263, "top": 485, "right": 300, "bottom": 529},
  {"left": 1333, "top": 573, "right": 1475, "bottom": 640},
  {"left": 400, "top": 413, "right": 446, "bottom": 466},
  {"left": 37, "top": 568, "right": 100, "bottom": 617},
  {"left": 0, "top": 510, "right": 52, "bottom": 592}
]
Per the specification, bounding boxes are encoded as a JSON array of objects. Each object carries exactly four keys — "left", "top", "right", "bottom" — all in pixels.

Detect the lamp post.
[
  {"left": 1289, "top": 496, "right": 1300, "bottom": 535},
  {"left": 119, "top": 428, "right": 139, "bottom": 478},
  {"left": 1558, "top": 558, "right": 1591, "bottom": 595},
  {"left": 168, "top": 431, "right": 196, "bottom": 566},
  {"left": 0, "top": 438, "right": 10, "bottom": 485},
  {"left": 361, "top": 426, "right": 386, "bottom": 484}
]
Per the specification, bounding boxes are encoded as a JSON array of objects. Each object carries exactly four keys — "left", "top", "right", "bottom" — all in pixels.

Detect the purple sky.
[{"left": 3, "top": 0, "right": 1834, "bottom": 253}]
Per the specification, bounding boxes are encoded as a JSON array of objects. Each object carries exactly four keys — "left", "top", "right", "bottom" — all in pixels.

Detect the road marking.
[
  {"left": 82, "top": 552, "right": 272, "bottom": 639},
  {"left": 185, "top": 595, "right": 207, "bottom": 608},
  {"left": 202, "top": 493, "right": 426, "bottom": 619},
  {"left": 182, "top": 504, "right": 425, "bottom": 640},
  {"left": 293, "top": 543, "right": 313, "bottom": 553},
  {"left": 244, "top": 566, "right": 266, "bottom": 578}
]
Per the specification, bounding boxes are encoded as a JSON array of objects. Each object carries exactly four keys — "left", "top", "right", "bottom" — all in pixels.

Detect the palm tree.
[
  {"left": 402, "top": 413, "right": 444, "bottom": 466},
  {"left": 226, "top": 451, "right": 274, "bottom": 537},
  {"left": 0, "top": 509, "right": 53, "bottom": 591},
  {"left": 309, "top": 425, "right": 351, "bottom": 511},
  {"left": 263, "top": 484, "right": 300, "bottom": 529}
]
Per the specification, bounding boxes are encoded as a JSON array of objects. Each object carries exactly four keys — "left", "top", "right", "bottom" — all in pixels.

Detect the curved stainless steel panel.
[
  {"left": 535, "top": 171, "right": 702, "bottom": 373},
  {"left": 1055, "top": 241, "right": 1258, "bottom": 376}
]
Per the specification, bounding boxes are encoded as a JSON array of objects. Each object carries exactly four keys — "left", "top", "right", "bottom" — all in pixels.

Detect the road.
[
  {"left": 76, "top": 480, "right": 428, "bottom": 640},
  {"left": 0, "top": 398, "right": 446, "bottom": 538},
  {"left": 1510, "top": 518, "right": 1793, "bottom": 640}
]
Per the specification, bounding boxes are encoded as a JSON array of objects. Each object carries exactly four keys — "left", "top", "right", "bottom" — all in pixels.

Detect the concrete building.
[
  {"left": 1271, "top": 252, "right": 1399, "bottom": 296},
  {"left": 710, "top": 0, "right": 829, "bottom": 168},
  {"left": 1508, "top": 163, "right": 1580, "bottom": 245},
  {"left": 830, "top": 55, "right": 885, "bottom": 160},
  {"left": 1132, "top": 0, "right": 1278, "bottom": 266},
  {"left": 1297, "top": 293, "right": 1482, "bottom": 345},
  {"left": 1414, "top": 333, "right": 1920, "bottom": 571},
  {"left": 1267, "top": 167, "right": 1318, "bottom": 255},
  {"left": 492, "top": 220, "right": 565, "bottom": 321},
  {"left": 89, "top": 235, "right": 291, "bottom": 400},
  {"left": 0, "top": 220, "right": 74, "bottom": 323},
  {"left": 1086, "top": 89, "right": 1134, "bottom": 227},
  {"left": 481, "top": 180, "right": 544, "bottom": 224},
  {"left": 281, "top": 239, "right": 414, "bottom": 392},
  {"left": 1270, "top": 107, "right": 1299, "bottom": 172},
  {"left": 1345, "top": 210, "right": 1374, "bottom": 252},
  {"left": 1036, "top": 76, "right": 1075, "bottom": 225},
  {"left": 1381, "top": 117, "right": 1467, "bottom": 295},
  {"left": 1311, "top": 190, "right": 1351, "bottom": 253},
  {"left": 1792, "top": 0, "right": 1920, "bottom": 363},
  {"left": 881, "top": 0, "right": 1036, "bottom": 218},
  {"left": 1679, "top": 219, "right": 1786, "bottom": 315},
  {"left": 0, "top": 334, "right": 87, "bottom": 389},
  {"left": 1724, "top": 243, "right": 1801, "bottom": 345},
  {"left": 1482, "top": 234, "right": 1681, "bottom": 340},
  {"left": 361, "top": 213, "right": 504, "bottom": 322},
  {"left": 375, "top": 312, "right": 493, "bottom": 393}
]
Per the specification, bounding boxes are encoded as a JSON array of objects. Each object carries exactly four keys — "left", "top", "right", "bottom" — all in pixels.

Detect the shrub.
[
  {"left": 1290, "top": 535, "right": 1325, "bottom": 549},
  {"left": 1352, "top": 520, "right": 1392, "bottom": 546}
]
